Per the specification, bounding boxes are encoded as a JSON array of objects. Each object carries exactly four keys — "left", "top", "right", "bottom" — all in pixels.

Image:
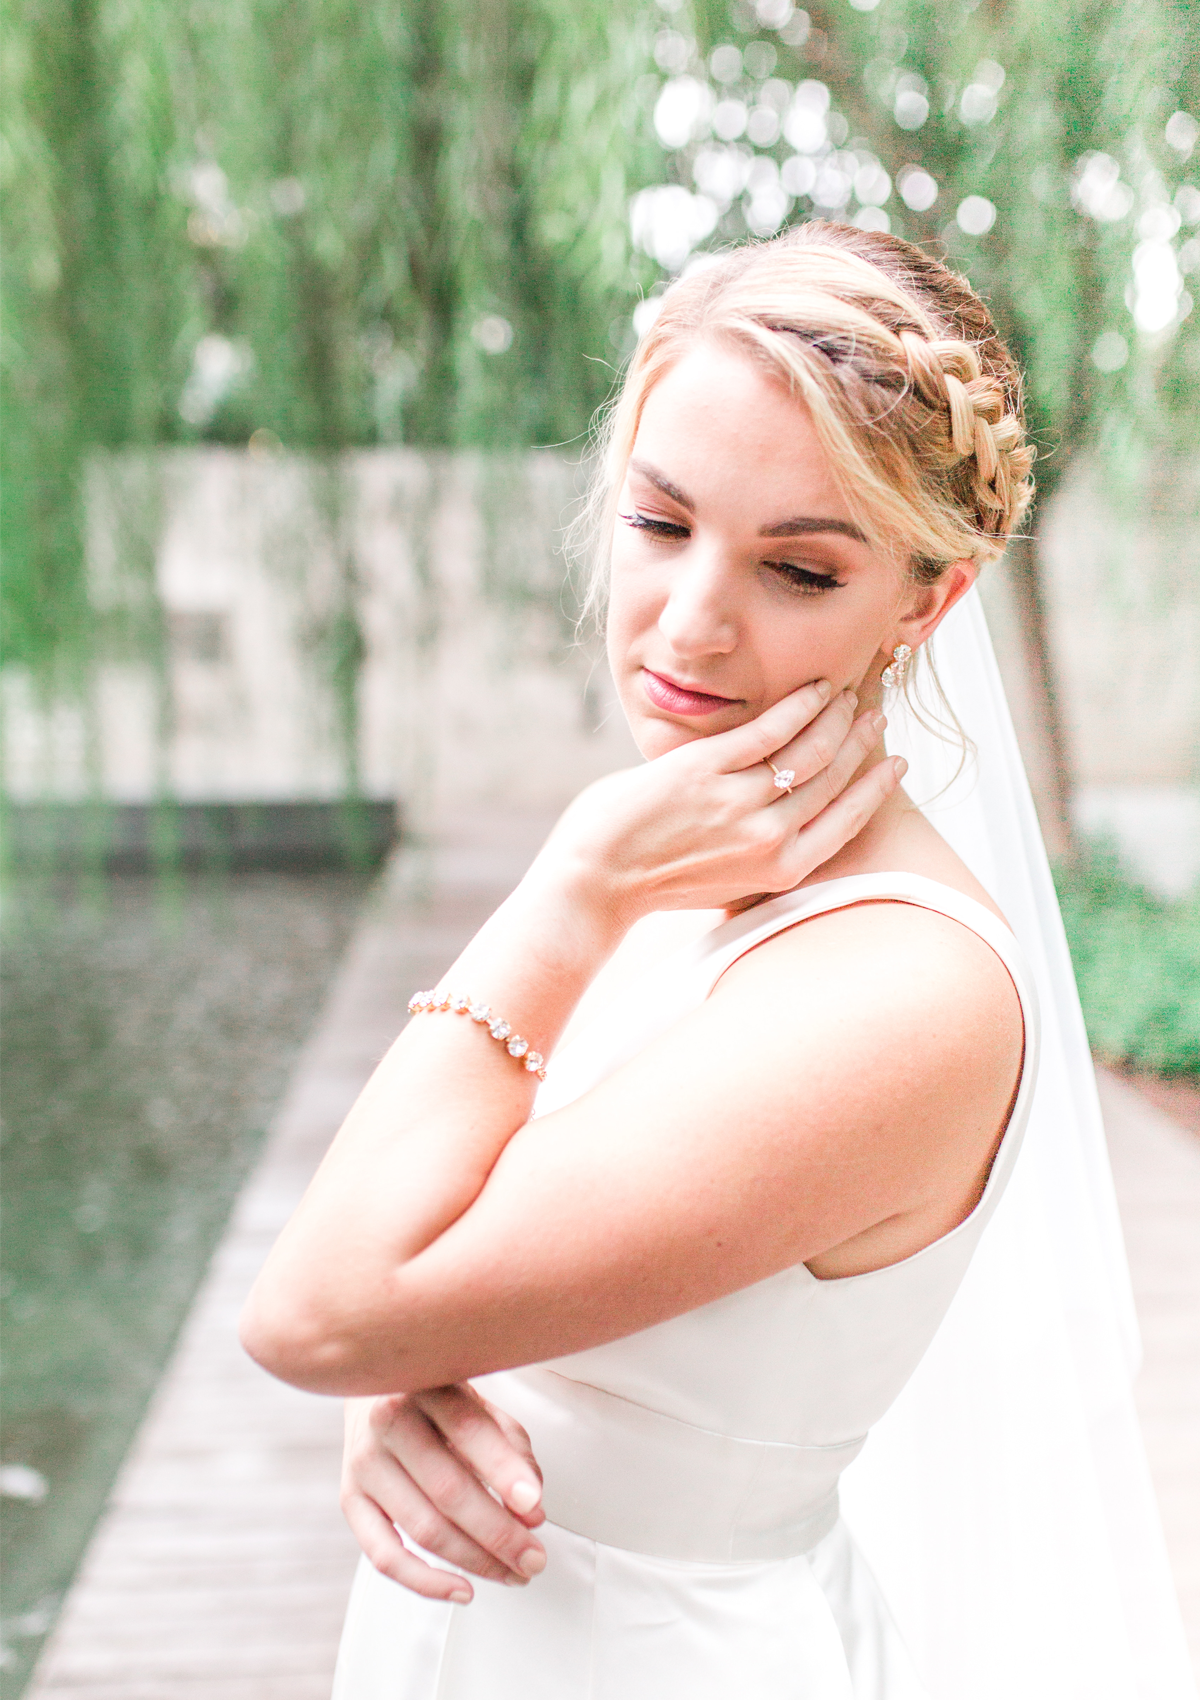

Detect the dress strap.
[
  {"left": 694, "top": 872, "right": 1034, "bottom": 1017},
  {"left": 687, "top": 874, "right": 1041, "bottom": 1222}
]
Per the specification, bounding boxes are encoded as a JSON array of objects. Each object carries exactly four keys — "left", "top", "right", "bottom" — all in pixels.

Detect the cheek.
[
  {"left": 755, "top": 596, "right": 889, "bottom": 698},
  {"left": 605, "top": 549, "right": 661, "bottom": 662},
  {"left": 604, "top": 557, "right": 693, "bottom": 758}
]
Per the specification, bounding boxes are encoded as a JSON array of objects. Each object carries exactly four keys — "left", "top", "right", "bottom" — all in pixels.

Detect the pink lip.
[{"left": 641, "top": 668, "right": 741, "bottom": 717}]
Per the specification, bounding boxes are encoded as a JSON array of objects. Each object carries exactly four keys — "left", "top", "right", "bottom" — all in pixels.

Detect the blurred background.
[{"left": 2, "top": 0, "right": 1199, "bottom": 1692}]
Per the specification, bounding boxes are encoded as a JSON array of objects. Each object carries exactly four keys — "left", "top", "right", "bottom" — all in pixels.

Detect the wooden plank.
[{"left": 1098, "top": 1067, "right": 1200, "bottom": 1680}]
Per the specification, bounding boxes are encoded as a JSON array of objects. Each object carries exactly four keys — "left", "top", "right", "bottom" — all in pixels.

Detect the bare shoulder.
[
  {"left": 716, "top": 896, "right": 1024, "bottom": 1065},
  {"left": 705, "top": 898, "right": 1025, "bottom": 1275}
]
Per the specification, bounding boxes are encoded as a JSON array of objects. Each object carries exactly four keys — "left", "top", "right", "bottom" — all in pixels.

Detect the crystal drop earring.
[{"left": 881, "top": 643, "right": 912, "bottom": 689}]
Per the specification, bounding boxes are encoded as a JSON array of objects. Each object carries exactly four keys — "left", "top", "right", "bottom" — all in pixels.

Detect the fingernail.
[
  {"left": 844, "top": 690, "right": 858, "bottom": 709},
  {"left": 517, "top": 1547, "right": 546, "bottom": 1579},
  {"left": 509, "top": 1480, "right": 541, "bottom": 1514},
  {"left": 450, "top": 1588, "right": 472, "bottom": 1604},
  {"left": 816, "top": 679, "right": 832, "bottom": 699},
  {"left": 872, "top": 711, "right": 887, "bottom": 732},
  {"left": 894, "top": 756, "right": 908, "bottom": 779}
]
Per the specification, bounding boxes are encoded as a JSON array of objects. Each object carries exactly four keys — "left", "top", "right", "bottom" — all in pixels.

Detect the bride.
[{"left": 241, "top": 223, "right": 1194, "bottom": 1698}]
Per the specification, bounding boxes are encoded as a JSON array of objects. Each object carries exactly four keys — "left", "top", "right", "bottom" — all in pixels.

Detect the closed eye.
[
  {"left": 770, "top": 561, "right": 845, "bottom": 594},
  {"left": 621, "top": 512, "right": 844, "bottom": 593},
  {"left": 619, "top": 511, "right": 690, "bottom": 540}
]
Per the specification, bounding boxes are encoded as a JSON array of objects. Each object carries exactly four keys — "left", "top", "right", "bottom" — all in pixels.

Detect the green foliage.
[
  {"left": 5, "top": 0, "right": 203, "bottom": 668},
  {"left": 4, "top": 0, "right": 1198, "bottom": 689},
  {"left": 0, "top": 0, "right": 661, "bottom": 682},
  {"left": 1056, "top": 851, "right": 1200, "bottom": 1077},
  {"left": 641, "top": 0, "right": 1200, "bottom": 504}
]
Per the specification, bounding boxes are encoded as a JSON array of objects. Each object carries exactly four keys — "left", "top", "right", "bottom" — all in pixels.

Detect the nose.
[{"left": 656, "top": 550, "right": 739, "bottom": 660}]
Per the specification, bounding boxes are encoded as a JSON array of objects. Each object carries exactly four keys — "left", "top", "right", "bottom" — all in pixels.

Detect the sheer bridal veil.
[{"left": 839, "top": 587, "right": 1195, "bottom": 1699}]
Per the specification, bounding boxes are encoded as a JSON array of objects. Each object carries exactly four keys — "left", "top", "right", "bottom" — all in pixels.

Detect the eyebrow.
[
  {"left": 627, "top": 459, "right": 867, "bottom": 545},
  {"left": 760, "top": 515, "right": 868, "bottom": 543}
]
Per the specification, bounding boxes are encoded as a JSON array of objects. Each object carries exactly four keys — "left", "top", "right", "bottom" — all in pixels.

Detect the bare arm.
[
  {"left": 241, "top": 709, "right": 1022, "bottom": 1397},
  {"left": 253, "top": 889, "right": 1022, "bottom": 1392},
  {"left": 240, "top": 680, "right": 911, "bottom": 1389}
]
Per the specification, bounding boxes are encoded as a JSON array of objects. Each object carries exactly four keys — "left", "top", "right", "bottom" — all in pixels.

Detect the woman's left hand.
[
  {"left": 341, "top": 1385, "right": 547, "bottom": 1604},
  {"left": 535, "top": 682, "right": 903, "bottom": 925}
]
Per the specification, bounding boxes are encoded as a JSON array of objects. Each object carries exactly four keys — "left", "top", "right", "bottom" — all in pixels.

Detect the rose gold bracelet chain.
[{"left": 406, "top": 989, "right": 547, "bottom": 1080}]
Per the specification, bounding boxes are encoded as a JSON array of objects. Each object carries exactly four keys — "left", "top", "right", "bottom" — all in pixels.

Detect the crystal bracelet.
[{"left": 407, "top": 989, "right": 547, "bottom": 1080}]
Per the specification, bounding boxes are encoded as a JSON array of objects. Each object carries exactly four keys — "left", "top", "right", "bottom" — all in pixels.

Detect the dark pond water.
[{"left": 0, "top": 869, "right": 371, "bottom": 1695}]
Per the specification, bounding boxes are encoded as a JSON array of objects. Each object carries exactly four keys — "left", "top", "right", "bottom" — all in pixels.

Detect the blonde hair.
[{"left": 575, "top": 221, "right": 1035, "bottom": 613}]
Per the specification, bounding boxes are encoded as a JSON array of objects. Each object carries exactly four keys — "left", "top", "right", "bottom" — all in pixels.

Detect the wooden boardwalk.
[
  {"left": 1101, "top": 1067, "right": 1200, "bottom": 1669},
  {"left": 26, "top": 827, "right": 1200, "bottom": 1695}
]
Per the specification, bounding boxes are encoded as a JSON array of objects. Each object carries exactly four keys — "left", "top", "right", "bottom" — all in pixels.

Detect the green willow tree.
[
  {"left": 0, "top": 0, "right": 661, "bottom": 688},
  {"left": 3, "top": 0, "right": 1197, "bottom": 825},
  {"left": 646, "top": 0, "right": 1199, "bottom": 479}
]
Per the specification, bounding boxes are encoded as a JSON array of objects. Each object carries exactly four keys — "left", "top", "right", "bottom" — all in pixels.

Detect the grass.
[{"left": 1055, "top": 850, "right": 1200, "bottom": 1080}]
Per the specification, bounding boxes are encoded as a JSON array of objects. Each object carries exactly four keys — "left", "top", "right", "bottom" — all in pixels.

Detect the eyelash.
[
  {"left": 619, "top": 511, "right": 845, "bottom": 595},
  {"left": 621, "top": 512, "right": 689, "bottom": 540}
]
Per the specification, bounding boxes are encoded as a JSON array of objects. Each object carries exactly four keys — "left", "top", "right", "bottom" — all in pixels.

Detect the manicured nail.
[
  {"left": 450, "top": 1587, "right": 471, "bottom": 1604},
  {"left": 517, "top": 1547, "right": 546, "bottom": 1579},
  {"left": 815, "top": 678, "right": 832, "bottom": 699},
  {"left": 509, "top": 1480, "right": 541, "bottom": 1514},
  {"left": 872, "top": 711, "right": 887, "bottom": 732},
  {"left": 894, "top": 756, "right": 908, "bottom": 779}
]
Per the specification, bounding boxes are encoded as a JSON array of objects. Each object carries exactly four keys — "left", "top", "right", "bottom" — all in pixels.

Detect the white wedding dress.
[{"left": 332, "top": 592, "right": 1195, "bottom": 1700}]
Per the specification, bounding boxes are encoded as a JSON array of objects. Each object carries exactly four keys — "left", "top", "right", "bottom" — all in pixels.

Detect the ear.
[{"left": 893, "top": 561, "right": 978, "bottom": 651}]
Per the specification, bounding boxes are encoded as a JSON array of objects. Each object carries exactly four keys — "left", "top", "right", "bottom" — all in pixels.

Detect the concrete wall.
[
  {"left": 4, "top": 447, "right": 1197, "bottom": 891},
  {"left": 1, "top": 450, "right": 639, "bottom": 832}
]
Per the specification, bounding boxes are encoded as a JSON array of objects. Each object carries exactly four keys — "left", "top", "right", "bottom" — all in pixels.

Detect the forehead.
[{"left": 630, "top": 340, "right": 851, "bottom": 521}]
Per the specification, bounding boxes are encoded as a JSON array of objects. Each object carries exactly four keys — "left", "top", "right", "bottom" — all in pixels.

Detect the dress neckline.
[{"left": 695, "top": 869, "right": 1019, "bottom": 965}]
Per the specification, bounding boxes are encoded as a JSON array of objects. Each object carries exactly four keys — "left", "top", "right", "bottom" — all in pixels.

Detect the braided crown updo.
[{"left": 583, "top": 221, "right": 1035, "bottom": 599}]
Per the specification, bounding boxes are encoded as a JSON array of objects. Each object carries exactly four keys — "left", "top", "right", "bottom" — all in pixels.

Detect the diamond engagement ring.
[{"left": 766, "top": 760, "right": 796, "bottom": 794}]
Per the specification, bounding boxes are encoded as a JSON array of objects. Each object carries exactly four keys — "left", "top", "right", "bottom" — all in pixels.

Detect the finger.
[
  {"left": 778, "top": 708, "right": 885, "bottom": 818},
  {"left": 478, "top": 1401, "right": 546, "bottom": 1527},
  {"left": 423, "top": 1386, "right": 544, "bottom": 1521},
  {"left": 706, "top": 678, "right": 834, "bottom": 773},
  {"left": 341, "top": 1490, "right": 474, "bottom": 1604},
  {"left": 393, "top": 1403, "right": 547, "bottom": 1580},
  {"left": 754, "top": 690, "right": 860, "bottom": 793},
  {"left": 786, "top": 755, "right": 907, "bottom": 874},
  {"left": 348, "top": 1450, "right": 527, "bottom": 1583}
]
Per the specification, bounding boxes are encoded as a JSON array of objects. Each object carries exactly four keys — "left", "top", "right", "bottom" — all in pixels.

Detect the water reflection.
[{"left": 0, "top": 870, "right": 370, "bottom": 1695}]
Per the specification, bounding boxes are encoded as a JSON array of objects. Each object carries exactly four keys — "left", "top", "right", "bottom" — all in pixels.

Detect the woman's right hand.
[{"left": 341, "top": 1386, "right": 547, "bottom": 1604}]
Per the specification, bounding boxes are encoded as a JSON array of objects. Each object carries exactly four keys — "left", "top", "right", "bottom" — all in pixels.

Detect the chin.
[
  {"left": 617, "top": 696, "right": 676, "bottom": 758},
  {"left": 629, "top": 716, "right": 708, "bottom": 760}
]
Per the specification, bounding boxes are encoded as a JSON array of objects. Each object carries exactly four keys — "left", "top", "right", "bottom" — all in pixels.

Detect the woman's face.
[{"left": 607, "top": 340, "right": 963, "bottom": 761}]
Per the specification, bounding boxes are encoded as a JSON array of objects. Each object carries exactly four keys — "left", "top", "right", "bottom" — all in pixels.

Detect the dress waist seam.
[{"left": 539, "top": 1369, "right": 869, "bottom": 1455}]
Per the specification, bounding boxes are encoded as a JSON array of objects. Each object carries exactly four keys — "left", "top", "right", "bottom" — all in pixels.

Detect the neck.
[{"left": 806, "top": 740, "right": 915, "bottom": 881}]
